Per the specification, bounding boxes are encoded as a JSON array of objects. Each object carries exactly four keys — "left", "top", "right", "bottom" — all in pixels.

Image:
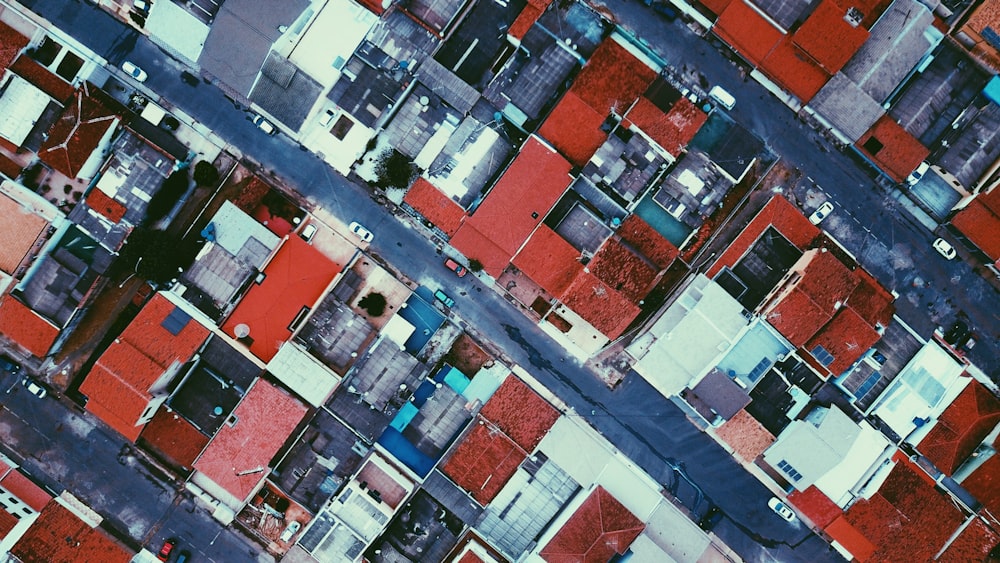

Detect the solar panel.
[{"left": 161, "top": 306, "right": 191, "bottom": 336}]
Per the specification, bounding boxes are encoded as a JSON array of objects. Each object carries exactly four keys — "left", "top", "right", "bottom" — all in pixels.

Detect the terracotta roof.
[
  {"left": 0, "top": 151, "right": 22, "bottom": 179},
  {"left": 824, "top": 515, "right": 877, "bottom": 562},
  {"left": 842, "top": 460, "right": 965, "bottom": 562},
  {"left": 713, "top": 0, "right": 783, "bottom": 66},
  {"left": 8, "top": 56, "right": 74, "bottom": 103},
  {"left": 139, "top": 408, "right": 211, "bottom": 469},
  {"left": 950, "top": 195, "right": 1000, "bottom": 261},
  {"left": 700, "top": 0, "right": 733, "bottom": 16},
  {"left": 569, "top": 38, "right": 658, "bottom": 118},
  {"left": 449, "top": 223, "right": 513, "bottom": 277},
  {"left": 539, "top": 486, "right": 645, "bottom": 563},
  {"left": 765, "top": 286, "right": 832, "bottom": 346},
  {"left": 0, "top": 510, "right": 17, "bottom": 539},
  {"left": 442, "top": 419, "right": 526, "bottom": 504},
  {"left": 511, "top": 225, "right": 583, "bottom": 297},
  {"left": 0, "top": 194, "right": 48, "bottom": 275},
  {"left": 479, "top": 376, "right": 560, "bottom": 450},
  {"left": 0, "top": 470, "right": 52, "bottom": 512},
  {"left": 194, "top": 379, "right": 308, "bottom": 503},
  {"left": 84, "top": 188, "right": 128, "bottom": 224},
  {"left": 355, "top": 0, "right": 385, "bottom": 15},
  {"left": 791, "top": 0, "right": 870, "bottom": 73},
  {"left": 707, "top": 195, "right": 819, "bottom": 278},
  {"left": 919, "top": 381, "right": 1000, "bottom": 475},
  {"left": 618, "top": 215, "right": 679, "bottom": 269},
  {"left": 938, "top": 517, "right": 1000, "bottom": 563},
  {"left": 452, "top": 137, "right": 571, "bottom": 273},
  {"left": 963, "top": 0, "right": 1000, "bottom": 70},
  {"left": 625, "top": 96, "right": 707, "bottom": 157},
  {"left": 758, "top": 38, "right": 830, "bottom": 103},
  {"left": 80, "top": 294, "right": 209, "bottom": 440},
  {"left": 560, "top": 271, "right": 640, "bottom": 339},
  {"left": 806, "top": 306, "right": 881, "bottom": 375},
  {"left": 846, "top": 268, "right": 895, "bottom": 328},
  {"left": 588, "top": 238, "right": 658, "bottom": 303},
  {"left": 223, "top": 236, "right": 341, "bottom": 362},
  {"left": 789, "top": 485, "right": 842, "bottom": 529},
  {"left": 10, "top": 503, "right": 133, "bottom": 563},
  {"left": 0, "top": 296, "right": 59, "bottom": 357},
  {"left": 960, "top": 454, "right": 1000, "bottom": 526},
  {"left": 509, "top": 4, "right": 544, "bottom": 40},
  {"left": 38, "top": 84, "right": 121, "bottom": 178},
  {"left": 714, "top": 409, "right": 775, "bottom": 462},
  {"left": 537, "top": 91, "right": 609, "bottom": 167},
  {"left": 403, "top": 177, "right": 466, "bottom": 237},
  {"left": 855, "top": 115, "right": 930, "bottom": 183},
  {"left": 0, "top": 20, "right": 28, "bottom": 71}
]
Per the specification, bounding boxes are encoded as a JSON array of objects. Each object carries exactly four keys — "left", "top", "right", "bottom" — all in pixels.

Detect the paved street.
[{"left": 4, "top": 0, "right": 997, "bottom": 562}]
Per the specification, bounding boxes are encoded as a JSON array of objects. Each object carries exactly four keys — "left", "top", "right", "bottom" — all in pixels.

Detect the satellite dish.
[{"left": 234, "top": 323, "right": 250, "bottom": 338}]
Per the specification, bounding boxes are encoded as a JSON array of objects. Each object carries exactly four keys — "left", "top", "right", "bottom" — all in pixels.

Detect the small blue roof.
[{"left": 984, "top": 75, "right": 1000, "bottom": 106}]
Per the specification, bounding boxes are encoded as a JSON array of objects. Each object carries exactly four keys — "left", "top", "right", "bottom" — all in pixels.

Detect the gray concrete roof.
[{"left": 809, "top": 72, "right": 885, "bottom": 142}]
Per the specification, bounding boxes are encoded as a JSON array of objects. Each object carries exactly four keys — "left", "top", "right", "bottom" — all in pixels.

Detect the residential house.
[
  {"left": 8, "top": 495, "right": 133, "bottom": 562},
  {"left": 954, "top": 0, "right": 1000, "bottom": 72},
  {"left": 948, "top": 181, "right": 1000, "bottom": 273},
  {"left": 535, "top": 486, "right": 645, "bottom": 563},
  {"left": 0, "top": 455, "right": 51, "bottom": 554},
  {"left": 37, "top": 83, "right": 124, "bottom": 181},
  {"left": 0, "top": 180, "right": 61, "bottom": 295}
]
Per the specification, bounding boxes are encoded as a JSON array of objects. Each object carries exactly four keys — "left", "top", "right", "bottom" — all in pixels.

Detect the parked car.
[
  {"left": 444, "top": 258, "right": 467, "bottom": 277},
  {"left": 0, "top": 355, "right": 21, "bottom": 373},
  {"left": 299, "top": 223, "right": 318, "bottom": 242},
  {"left": 180, "top": 70, "right": 199, "bottom": 86},
  {"left": 319, "top": 109, "right": 336, "bottom": 127},
  {"left": 21, "top": 377, "right": 46, "bottom": 399},
  {"left": 348, "top": 221, "right": 373, "bottom": 242},
  {"left": 252, "top": 114, "right": 276, "bottom": 135},
  {"left": 433, "top": 289, "right": 455, "bottom": 308},
  {"left": 906, "top": 161, "right": 929, "bottom": 186},
  {"left": 768, "top": 497, "right": 795, "bottom": 522},
  {"left": 698, "top": 505, "right": 723, "bottom": 530},
  {"left": 932, "top": 237, "right": 956, "bottom": 260},
  {"left": 121, "top": 61, "right": 148, "bottom": 83},
  {"left": 156, "top": 538, "right": 177, "bottom": 561},
  {"left": 280, "top": 520, "right": 301, "bottom": 542},
  {"left": 808, "top": 201, "right": 834, "bottom": 225}
]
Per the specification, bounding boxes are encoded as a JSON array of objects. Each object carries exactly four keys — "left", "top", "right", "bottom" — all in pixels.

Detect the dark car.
[
  {"left": 180, "top": 71, "right": 200, "bottom": 86},
  {"left": 944, "top": 320, "right": 971, "bottom": 347},
  {"left": 0, "top": 355, "right": 21, "bottom": 373},
  {"left": 698, "top": 505, "right": 722, "bottom": 530},
  {"left": 444, "top": 258, "right": 467, "bottom": 277},
  {"left": 176, "top": 550, "right": 191, "bottom": 563},
  {"left": 156, "top": 538, "right": 177, "bottom": 561}
]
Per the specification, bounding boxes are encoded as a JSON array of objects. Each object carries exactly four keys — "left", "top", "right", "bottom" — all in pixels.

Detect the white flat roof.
[
  {"left": 0, "top": 74, "right": 51, "bottom": 147},
  {"left": 267, "top": 342, "right": 340, "bottom": 406},
  {"left": 144, "top": 0, "right": 210, "bottom": 63},
  {"left": 290, "top": 0, "right": 377, "bottom": 86}
]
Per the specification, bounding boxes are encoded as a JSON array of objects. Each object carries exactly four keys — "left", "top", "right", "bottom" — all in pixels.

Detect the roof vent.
[
  {"left": 845, "top": 7, "right": 863, "bottom": 27},
  {"left": 234, "top": 324, "right": 250, "bottom": 338}
]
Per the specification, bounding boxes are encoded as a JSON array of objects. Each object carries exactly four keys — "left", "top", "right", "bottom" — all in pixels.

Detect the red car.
[
  {"left": 444, "top": 258, "right": 467, "bottom": 277},
  {"left": 156, "top": 538, "right": 177, "bottom": 561}
]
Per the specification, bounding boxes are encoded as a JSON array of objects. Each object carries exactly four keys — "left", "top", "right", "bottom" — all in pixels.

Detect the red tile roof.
[
  {"left": 80, "top": 293, "right": 209, "bottom": 441},
  {"left": 0, "top": 296, "right": 59, "bottom": 357},
  {"left": 701, "top": 0, "right": 733, "bottom": 16},
  {"left": 961, "top": 453, "right": 1000, "bottom": 526},
  {"left": 588, "top": 238, "right": 658, "bottom": 303},
  {"left": 84, "top": 188, "right": 127, "bottom": 224},
  {"left": 138, "top": 408, "right": 211, "bottom": 469},
  {"left": 194, "top": 379, "right": 308, "bottom": 503},
  {"left": 950, "top": 193, "right": 1000, "bottom": 261},
  {"left": 625, "top": 96, "right": 708, "bottom": 157},
  {"left": 223, "top": 236, "right": 340, "bottom": 362},
  {"left": 356, "top": 0, "right": 386, "bottom": 15},
  {"left": 0, "top": 151, "right": 22, "bottom": 179},
  {"left": 509, "top": 4, "right": 544, "bottom": 40},
  {"left": 805, "top": 306, "right": 881, "bottom": 374},
  {"left": 788, "top": 485, "right": 842, "bottom": 528},
  {"left": 511, "top": 225, "right": 583, "bottom": 297},
  {"left": 442, "top": 419, "right": 526, "bottom": 504},
  {"left": 452, "top": 137, "right": 572, "bottom": 274},
  {"left": 479, "top": 376, "right": 560, "bottom": 450},
  {"left": 707, "top": 196, "right": 819, "bottom": 278},
  {"left": 0, "top": 470, "right": 52, "bottom": 512},
  {"left": 842, "top": 460, "right": 964, "bottom": 562},
  {"left": 539, "top": 486, "right": 645, "bottom": 563},
  {"left": 618, "top": 215, "right": 679, "bottom": 269},
  {"left": 569, "top": 38, "right": 658, "bottom": 119},
  {"left": 10, "top": 503, "right": 133, "bottom": 563},
  {"left": 8, "top": 56, "right": 74, "bottom": 103},
  {"left": 0, "top": 509, "right": 17, "bottom": 539},
  {"left": 758, "top": 38, "right": 830, "bottom": 103},
  {"left": 765, "top": 287, "right": 829, "bottom": 346},
  {"left": 855, "top": 115, "right": 930, "bottom": 183},
  {"left": 403, "top": 177, "right": 466, "bottom": 237},
  {"left": 537, "top": 91, "right": 609, "bottom": 167},
  {"left": 824, "top": 515, "right": 877, "bottom": 562},
  {"left": 919, "top": 381, "right": 1000, "bottom": 475},
  {"left": 560, "top": 271, "right": 641, "bottom": 339},
  {"left": 449, "top": 223, "right": 513, "bottom": 277},
  {"left": 846, "top": 268, "right": 895, "bottom": 328},
  {"left": 0, "top": 21, "right": 28, "bottom": 71},
  {"left": 938, "top": 517, "right": 1000, "bottom": 563},
  {"left": 714, "top": 0, "right": 783, "bottom": 66},
  {"left": 791, "top": 0, "right": 870, "bottom": 73},
  {"left": 38, "top": 84, "right": 121, "bottom": 178}
]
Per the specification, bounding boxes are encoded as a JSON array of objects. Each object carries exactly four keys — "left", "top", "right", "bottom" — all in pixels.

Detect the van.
[{"left": 708, "top": 86, "right": 736, "bottom": 110}]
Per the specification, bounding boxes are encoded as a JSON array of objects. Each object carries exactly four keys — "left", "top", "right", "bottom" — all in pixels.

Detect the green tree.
[
  {"left": 119, "top": 228, "right": 198, "bottom": 284},
  {"left": 358, "top": 292, "right": 387, "bottom": 317},
  {"left": 373, "top": 149, "right": 416, "bottom": 190},
  {"left": 144, "top": 168, "right": 190, "bottom": 225},
  {"left": 193, "top": 161, "right": 220, "bottom": 186},
  {"left": 467, "top": 258, "right": 484, "bottom": 273}
]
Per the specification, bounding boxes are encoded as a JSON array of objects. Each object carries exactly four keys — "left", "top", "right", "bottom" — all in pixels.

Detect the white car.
[
  {"left": 280, "top": 520, "right": 301, "bottom": 543},
  {"left": 252, "top": 115, "right": 276, "bottom": 135},
  {"left": 768, "top": 497, "right": 795, "bottom": 522},
  {"left": 348, "top": 221, "right": 373, "bottom": 242},
  {"left": 21, "top": 377, "right": 46, "bottom": 399},
  {"left": 121, "top": 61, "right": 147, "bottom": 83},
  {"left": 932, "top": 237, "right": 956, "bottom": 260},
  {"left": 906, "top": 161, "right": 929, "bottom": 186},
  {"left": 808, "top": 201, "right": 834, "bottom": 225}
]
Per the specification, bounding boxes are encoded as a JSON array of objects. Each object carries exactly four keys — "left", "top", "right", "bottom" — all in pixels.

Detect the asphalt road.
[{"left": 9, "top": 0, "right": 998, "bottom": 562}]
